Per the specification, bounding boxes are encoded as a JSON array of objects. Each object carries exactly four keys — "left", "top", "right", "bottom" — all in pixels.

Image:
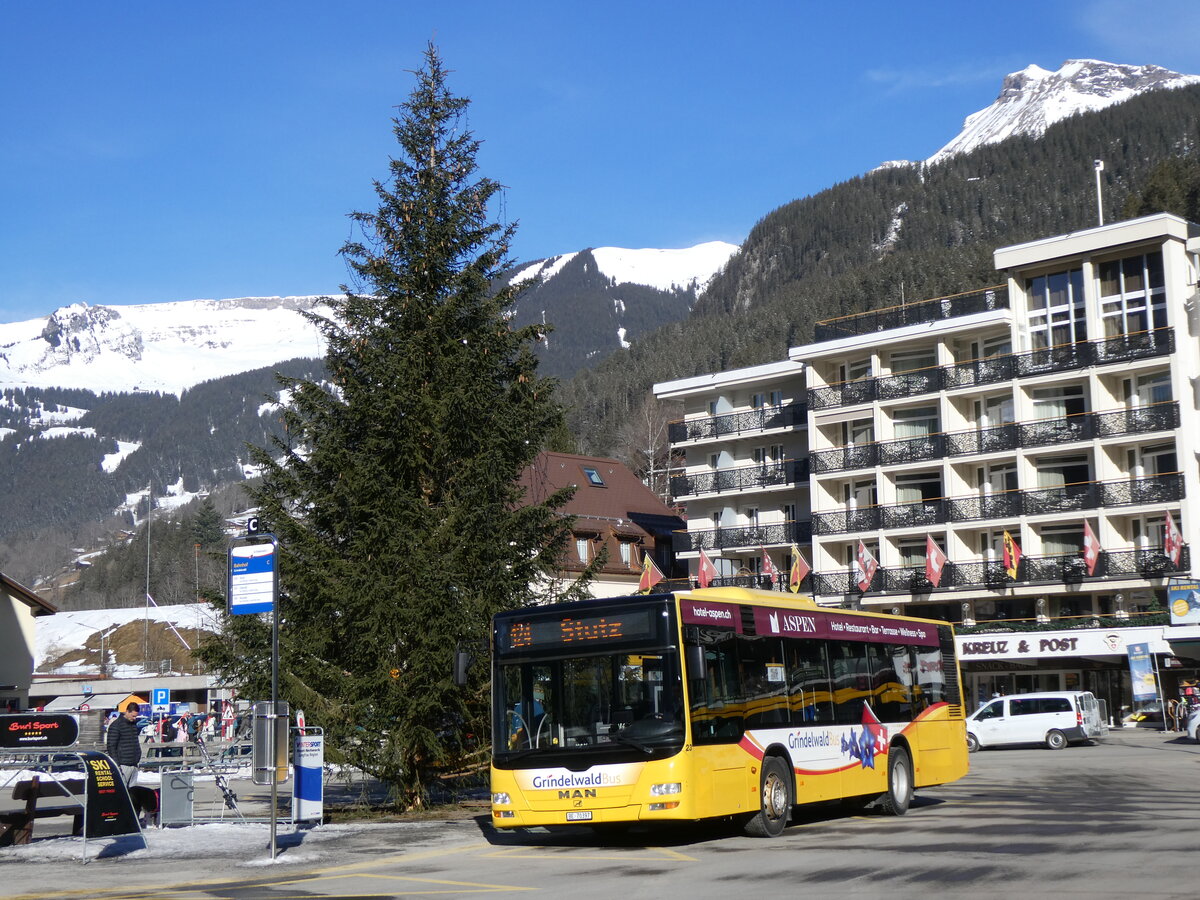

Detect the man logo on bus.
[{"left": 840, "top": 702, "right": 889, "bottom": 769}]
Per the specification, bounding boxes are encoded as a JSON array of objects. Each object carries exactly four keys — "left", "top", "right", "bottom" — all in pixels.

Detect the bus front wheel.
[
  {"left": 879, "top": 746, "right": 913, "bottom": 816},
  {"left": 744, "top": 755, "right": 793, "bottom": 837}
]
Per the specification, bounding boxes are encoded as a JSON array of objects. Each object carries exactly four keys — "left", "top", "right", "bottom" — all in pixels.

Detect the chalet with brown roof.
[
  {"left": 1, "top": 571, "right": 56, "bottom": 711},
  {"left": 520, "top": 452, "right": 684, "bottom": 598}
]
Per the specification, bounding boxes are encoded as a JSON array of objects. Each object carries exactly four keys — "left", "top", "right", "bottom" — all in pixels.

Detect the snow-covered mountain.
[
  {"left": 926, "top": 59, "right": 1200, "bottom": 165},
  {"left": 507, "top": 241, "right": 738, "bottom": 294},
  {"left": 0, "top": 296, "right": 327, "bottom": 394},
  {"left": 0, "top": 242, "right": 739, "bottom": 393}
]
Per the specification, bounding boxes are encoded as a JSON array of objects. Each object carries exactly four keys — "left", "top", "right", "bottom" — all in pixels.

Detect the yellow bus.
[{"left": 490, "top": 586, "right": 968, "bottom": 836}]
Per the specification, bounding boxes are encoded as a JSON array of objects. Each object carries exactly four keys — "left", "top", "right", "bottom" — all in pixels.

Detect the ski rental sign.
[{"left": 228, "top": 539, "right": 278, "bottom": 615}]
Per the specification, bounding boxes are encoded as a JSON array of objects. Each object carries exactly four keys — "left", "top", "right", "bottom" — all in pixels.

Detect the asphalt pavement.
[{"left": 1, "top": 726, "right": 1196, "bottom": 900}]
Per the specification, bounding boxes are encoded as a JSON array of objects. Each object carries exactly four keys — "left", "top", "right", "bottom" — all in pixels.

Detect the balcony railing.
[
  {"left": 811, "top": 473, "right": 1183, "bottom": 535},
  {"left": 813, "top": 286, "right": 1008, "bottom": 342},
  {"left": 667, "top": 402, "right": 806, "bottom": 444},
  {"left": 810, "top": 547, "right": 1189, "bottom": 597},
  {"left": 807, "top": 327, "right": 1174, "bottom": 411},
  {"left": 682, "top": 520, "right": 812, "bottom": 552},
  {"left": 670, "top": 459, "right": 809, "bottom": 499},
  {"left": 810, "top": 403, "right": 1178, "bottom": 475}
]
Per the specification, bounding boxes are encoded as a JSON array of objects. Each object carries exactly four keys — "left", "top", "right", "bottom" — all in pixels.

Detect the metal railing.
[
  {"left": 813, "top": 286, "right": 1008, "bottom": 342},
  {"left": 811, "top": 403, "right": 1178, "bottom": 475},
  {"left": 669, "top": 459, "right": 808, "bottom": 499},
  {"left": 667, "top": 402, "right": 806, "bottom": 444},
  {"left": 807, "top": 327, "right": 1174, "bottom": 411},
  {"left": 810, "top": 546, "right": 1189, "bottom": 597},
  {"left": 811, "top": 473, "right": 1183, "bottom": 535},
  {"left": 681, "top": 520, "right": 812, "bottom": 552}
]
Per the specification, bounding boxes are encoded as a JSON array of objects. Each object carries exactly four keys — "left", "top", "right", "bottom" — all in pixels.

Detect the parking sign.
[{"left": 152, "top": 687, "right": 170, "bottom": 714}]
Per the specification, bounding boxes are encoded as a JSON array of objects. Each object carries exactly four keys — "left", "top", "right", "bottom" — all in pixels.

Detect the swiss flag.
[
  {"left": 761, "top": 548, "right": 780, "bottom": 587},
  {"left": 1165, "top": 514, "right": 1184, "bottom": 567},
  {"left": 1083, "top": 519, "right": 1101, "bottom": 576},
  {"left": 856, "top": 541, "right": 878, "bottom": 593},
  {"left": 697, "top": 549, "right": 717, "bottom": 588},
  {"left": 925, "top": 535, "right": 947, "bottom": 588}
]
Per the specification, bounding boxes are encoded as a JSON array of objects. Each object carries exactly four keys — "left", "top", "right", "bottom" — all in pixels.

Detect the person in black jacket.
[{"left": 106, "top": 701, "right": 142, "bottom": 786}]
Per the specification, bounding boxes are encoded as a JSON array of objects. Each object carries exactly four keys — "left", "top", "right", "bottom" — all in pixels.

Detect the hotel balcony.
[
  {"left": 812, "top": 285, "right": 1009, "bottom": 342},
  {"left": 810, "top": 546, "right": 1190, "bottom": 597},
  {"left": 681, "top": 520, "right": 812, "bottom": 553},
  {"left": 667, "top": 402, "right": 807, "bottom": 445},
  {"left": 670, "top": 459, "right": 809, "bottom": 500},
  {"left": 810, "top": 472, "right": 1184, "bottom": 536},
  {"left": 807, "top": 327, "right": 1174, "bottom": 411},
  {"left": 811, "top": 401, "right": 1179, "bottom": 474}
]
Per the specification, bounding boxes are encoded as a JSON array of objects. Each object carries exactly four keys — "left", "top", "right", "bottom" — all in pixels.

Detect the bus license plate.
[{"left": 566, "top": 811, "right": 593, "bottom": 821}]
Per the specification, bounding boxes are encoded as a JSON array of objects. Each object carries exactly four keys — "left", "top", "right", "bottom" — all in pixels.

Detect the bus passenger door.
[{"left": 686, "top": 627, "right": 752, "bottom": 817}]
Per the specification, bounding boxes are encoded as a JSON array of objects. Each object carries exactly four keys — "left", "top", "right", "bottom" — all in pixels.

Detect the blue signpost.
[
  {"left": 151, "top": 687, "right": 170, "bottom": 716},
  {"left": 228, "top": 533, "right": 282, "bottom": 858}
]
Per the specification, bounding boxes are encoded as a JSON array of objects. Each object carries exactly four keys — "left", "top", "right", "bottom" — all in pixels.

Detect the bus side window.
[
  {"left": 786, "top": 639, "right": 833, "bottom": 725},
  {"left": 865, "top": 643, "right": 913, "bottom": 723},
  {"left": 688, "top": 627, "right": 745, "bottom": 744},
  {"left": 830, "top": 641, "right": 872, "bottom": 725},
  {"left": 738, "top": 634, "right": 790, "bottom": 729}
]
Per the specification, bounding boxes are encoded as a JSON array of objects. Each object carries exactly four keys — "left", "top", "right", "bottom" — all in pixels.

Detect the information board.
[{"left": 228, "top": 542, "right": 277, "bottom": 615}]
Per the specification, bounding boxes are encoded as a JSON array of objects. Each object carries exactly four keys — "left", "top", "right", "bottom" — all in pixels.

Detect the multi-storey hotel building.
[{"left": 656, "top": 214, "right": 1200, "bottom": 717}]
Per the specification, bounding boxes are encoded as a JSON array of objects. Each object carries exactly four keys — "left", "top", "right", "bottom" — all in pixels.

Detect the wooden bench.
[{"left": 0, "top": 776, "right": 85, "bottom": 845}]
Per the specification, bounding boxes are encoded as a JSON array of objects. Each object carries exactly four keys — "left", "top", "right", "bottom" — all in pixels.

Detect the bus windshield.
[{"left": 495, "top": 650, "right": 685, "bottom": 761}]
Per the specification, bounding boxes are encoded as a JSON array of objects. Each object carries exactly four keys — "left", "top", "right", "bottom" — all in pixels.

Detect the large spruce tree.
[{"left": 235, "top": 45, "right": 581, "bottom": 806}]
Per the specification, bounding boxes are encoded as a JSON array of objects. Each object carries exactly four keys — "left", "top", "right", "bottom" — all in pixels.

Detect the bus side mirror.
[
  {"left": 685, "top": 644, "right": 705, "bottom": 680},
  {"left": 453, "top": 649, "right": 473, "bottom": 686}
]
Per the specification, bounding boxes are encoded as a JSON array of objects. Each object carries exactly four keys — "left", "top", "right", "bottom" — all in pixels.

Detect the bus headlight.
[
  {"left": 650, "top": 783, "right": 681, "bottom": 796},
  {"left": 492, "top": 792, "right": 512, "bottom": 805}
]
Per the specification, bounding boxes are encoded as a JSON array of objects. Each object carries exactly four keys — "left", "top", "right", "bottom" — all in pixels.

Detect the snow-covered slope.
[
  {"left": 0, "top": 297, "right": 327, "bottom": 394},
  {"left": 927, "top": 59, "right": 1200, "bottom": 165},
  {"left": 509, "top": 241, "right": 738, "bottom": 293}
]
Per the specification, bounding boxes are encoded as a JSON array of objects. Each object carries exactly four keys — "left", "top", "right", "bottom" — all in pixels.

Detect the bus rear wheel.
[
  {"left": 879, "top": 746, "right": 913, "bottom": 816},
  {"left": 744, "top": 755, "right": 792, "bottom": 837}
]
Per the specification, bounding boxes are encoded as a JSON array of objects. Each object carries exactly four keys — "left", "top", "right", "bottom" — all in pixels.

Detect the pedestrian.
[
  {"left": 175, "top": 714, "right": 189, "bottom": 743},
  {"left": 105, "top": 701, "right": 142, "bottom": 787}
]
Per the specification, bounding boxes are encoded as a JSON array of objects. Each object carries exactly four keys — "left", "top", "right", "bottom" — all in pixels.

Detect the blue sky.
[{"left": 2, "top": 1, "right": 1199, "bottom": 322}]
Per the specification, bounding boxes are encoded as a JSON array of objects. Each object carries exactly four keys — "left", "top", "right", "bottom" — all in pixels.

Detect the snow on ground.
[
  {"left": 0, "top": 820, "right": 366, "bottom": 865},
  {"left": 34, "top": 426, "right": 96, "bottom": 441},
  {"left": 35, "top": 603, "right": 221, "bottom": 671},
  {"left": 100, "top": 439, "right": 141, "bottom": 473}
]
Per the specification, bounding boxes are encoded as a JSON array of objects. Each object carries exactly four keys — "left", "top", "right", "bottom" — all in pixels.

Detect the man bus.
[{"left": 489, "top": 586, "right": 968, "bottom": 836}]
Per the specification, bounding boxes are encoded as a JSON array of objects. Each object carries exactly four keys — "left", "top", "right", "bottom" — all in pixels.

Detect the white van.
[{"left": 966, "top": 691, "right": 1105, "bottom": 751}]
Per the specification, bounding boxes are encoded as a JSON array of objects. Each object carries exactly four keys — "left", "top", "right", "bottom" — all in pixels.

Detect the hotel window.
[
  {"left": 1034, "top": 454, "right": 1091, "bottom": 489},
  {"left": 843, "top": 418, "right": 874, "bottom": 445},
  {"left": 893, "top": 405, "right": 939, "bottom": 439},
  {"left": 1032, "top": 385, "right": 1087, "bottom": 419},
  {"left": 1099, "top": 252, "right": 1166, "bottom": 338},
  {"left": 841, "top": 359, "right": 872, "bottom": 383},
  {"left": 978, "top": 463, "right": 1017, "bottom": 494},
  {"left": 1027, "top": 268, "right": 1086, "bottom": 349},
  {"left": 1127, "top": 444, "right": 1177, "bottom": 478},
  {"left": 751, "top": 392, "right": 767, "bottom": 408},
  {"left": 769, "top": 389, "right": 784, "bottom": 407},
  {"left": 974, "top": 334, "right": 1012, "bottom": 359},
  {"left": 890, "top": 347, "right": 937, "bottom": 373},
  {"left": 895, "top": 471, "right": 942, "bottom": 503},
  {"left": 1040, "top": 524, "right": 1082, "bottom": 556},
  {"left": 576, "top": 538, "right": 591, "bottom": 563},
  {"left": 843, "top": 479, "right": 877, "bottom": 508},
  {"left": 897, "top": 539, "right": 928, "bottom": 567},
  {"left": 619, "top": 542, "right": 633, "bottom": 567},
  {"left": 1128, "top": 371, "right": 1172, "bottom": 406},
  {"left": 783, "top": 503, "right": 797, "bottom": 523},
  {"left": 974, "top": 393, "right": 1015, "bottom": 427},
  {"left": 744, "top": 507, "right": 760, "bottom": 527}
]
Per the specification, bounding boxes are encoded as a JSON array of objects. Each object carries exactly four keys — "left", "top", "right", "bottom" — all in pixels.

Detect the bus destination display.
[{"left": 498, "top": 608, "right": 659, "bottom": 653}]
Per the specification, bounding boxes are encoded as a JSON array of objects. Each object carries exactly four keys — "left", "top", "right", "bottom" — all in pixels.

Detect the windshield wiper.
[{"left": 608, "top": 732, "right": 654, "bottom": 754}]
